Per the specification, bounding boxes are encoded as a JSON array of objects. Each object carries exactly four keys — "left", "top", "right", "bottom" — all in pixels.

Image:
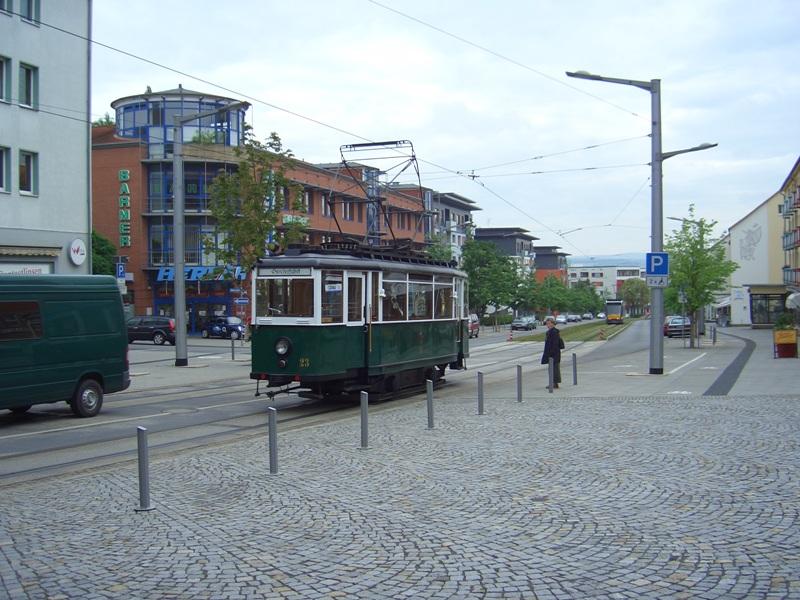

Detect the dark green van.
[{"left": 0, "top": 275, "right": 130, "bottom": 417}]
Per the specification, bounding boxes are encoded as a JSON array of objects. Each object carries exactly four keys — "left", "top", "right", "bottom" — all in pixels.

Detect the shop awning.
[
  {"left": 787, "top": 292, "right": 800, "bottom": 309},
  {"left": 0, "top": 245, "right": 61, "bottom": 257},
  {"left": 713, "top": 297, "right": 731, "bottom": 308}
]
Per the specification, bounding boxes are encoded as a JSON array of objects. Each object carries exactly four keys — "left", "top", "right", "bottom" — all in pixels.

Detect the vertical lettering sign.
[{"left": 118, "top": 169, "right": 131, "bottom": 247}]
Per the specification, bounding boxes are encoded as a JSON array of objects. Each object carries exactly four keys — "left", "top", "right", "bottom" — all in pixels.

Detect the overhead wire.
[{"left": 19, "top": 8, "right": 644, "bottom": 251}]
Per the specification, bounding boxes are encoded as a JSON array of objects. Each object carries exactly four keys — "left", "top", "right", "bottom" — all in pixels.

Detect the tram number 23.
[{"left": 298, "top": 358, "right": 311, "bottom": 368}]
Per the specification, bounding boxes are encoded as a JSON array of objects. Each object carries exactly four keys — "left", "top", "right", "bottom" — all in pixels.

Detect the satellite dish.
[{"left": 786, "top": 292, "right": 800, "bottom": 309}]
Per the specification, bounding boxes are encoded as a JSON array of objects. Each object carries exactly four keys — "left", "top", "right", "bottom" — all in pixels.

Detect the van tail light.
[
  {"left": 169, "top": 318, "right": 176, "bottom": 331},
  {"left": 125, "top": 346, "right": 130, "bottom": 370}
]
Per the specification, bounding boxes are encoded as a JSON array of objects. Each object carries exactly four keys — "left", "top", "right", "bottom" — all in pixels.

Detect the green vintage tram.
[{"left": 249, "top": 244, "right": 469, "bottom": 397}]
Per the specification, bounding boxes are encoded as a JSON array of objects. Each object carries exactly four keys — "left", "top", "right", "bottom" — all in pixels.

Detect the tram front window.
[{"left": 256, "top": 278, "right": 314, "bottom": 317}]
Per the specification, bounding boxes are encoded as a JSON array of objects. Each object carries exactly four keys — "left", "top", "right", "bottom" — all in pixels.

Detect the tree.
[
  {"left": 620, "top": 278, "right": 650, "bottom": 317},
  {"left": 537, "top": 274, "right": 570, "bottom": 315},
  {"left": 460, "top": 240, "right": 519, "bottom": 317},
  {"left": 426, "top": 233, "right": 453, "bottom": 262},
  {"left": 208, "top": 129, "right": 306, "bottom": 273},
  {"left": 512, "top": 273, "right": 539, "bottom": 315},
  {"left": 91, "top": 229, "right": 117, "bottom": 276},
  {"left": 664, "top": 205, "right": 738, "bottom": 347},
  {"left": 92, "top": 113, "right": 114, "bottom": 127},
  {"left": 569, "top": 280, "right": 605, "bottom": 315}
]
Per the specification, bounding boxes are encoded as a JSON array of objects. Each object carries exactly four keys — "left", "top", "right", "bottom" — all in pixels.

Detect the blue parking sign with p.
[
  {"left": 646, "top": 252, "right": 669, "bottom": 275},
  {"left": 116, "top": 263, "right": 125, "bottom": 279}
]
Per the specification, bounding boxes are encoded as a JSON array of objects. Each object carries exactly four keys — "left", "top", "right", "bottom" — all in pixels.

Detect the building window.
[
  {"left": 322, "top": 193, "right": 332, "bottom": 218},
  {"left": 19, "top": 63, "right": 38, "bottom": 108},
  {"left": 0, "top": 1, "right": 12, "bottom": 15},
  {"left": 343, "top": 200, "right": 353, "bottom": 221},
  {"left": 19, "top": 150, "right": 37, "bottom": 194},
  {"left": 0, "top": 146, "right": 9, "bottom": 192},
  {"left": 0, "top": 56, "right": 10, "bottom": 103},
  {"left": 21, "top": 0, "right": 39, "bottom": 22}
]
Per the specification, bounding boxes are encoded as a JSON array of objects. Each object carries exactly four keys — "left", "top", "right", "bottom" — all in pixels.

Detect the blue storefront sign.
[{"left": 156, "top": 265, "right": 248, "bottom": 282}]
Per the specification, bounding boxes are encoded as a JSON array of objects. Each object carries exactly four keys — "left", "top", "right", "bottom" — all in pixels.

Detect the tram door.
[{"left": 346, "top": 272, "right": 367, "bottom": 379}]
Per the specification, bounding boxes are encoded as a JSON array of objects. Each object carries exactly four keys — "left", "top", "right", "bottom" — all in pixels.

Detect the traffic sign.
[
  {"left": 233, "top": 297, "right": 249, "bottom": 305},
  {"left": 116, "top": 263, "right": 125, "bottom": 279},
  {"left": 646, "top": 252, "right": 669, "bottom": 275},
  {"left": 646, "top": 275, "right": 669, "bottom": 288}
]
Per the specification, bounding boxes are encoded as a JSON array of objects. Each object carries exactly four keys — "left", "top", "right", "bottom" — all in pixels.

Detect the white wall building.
[
  {"left": 725, "top": 190, "right": 787, "bottom": 326},
  {"left": 567, "top": 264, "right": 645, "bottom": 298},
  {"left": 0, "top": 1, "right": 92, "bottom": 275}
]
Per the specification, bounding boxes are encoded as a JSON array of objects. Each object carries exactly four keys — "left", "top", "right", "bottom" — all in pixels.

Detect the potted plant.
[{"left": 773, "top": 312, "right": 797, "bottom": 358}]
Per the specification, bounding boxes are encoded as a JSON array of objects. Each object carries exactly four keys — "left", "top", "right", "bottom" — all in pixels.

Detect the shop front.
[{"left": 149, "top": 266, "right": 250, "bottom": 334}]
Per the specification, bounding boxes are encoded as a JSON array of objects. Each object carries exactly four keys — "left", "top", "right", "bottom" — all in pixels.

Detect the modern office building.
[
  {"left": 531, "top": 245, "right": 569, "bottom": 284},
  {"left": 0, "top": 1, "right": 92, "bottom": 275},
  {"left": 473, "top": 227, "right": 537, "bottom": 275},
  {"left": 92, "top": 86, "right": 423, "bottom": 332}
]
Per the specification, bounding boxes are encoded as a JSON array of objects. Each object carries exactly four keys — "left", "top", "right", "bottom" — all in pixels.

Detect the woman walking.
[{"left": 541, "top": 316, "right": 564, "bottom": 388}]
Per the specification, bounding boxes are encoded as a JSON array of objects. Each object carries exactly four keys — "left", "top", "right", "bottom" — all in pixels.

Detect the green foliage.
[
  {"left": 92, "top": 113, "right": 114, "bottom": 127},
  {"left": 208, "top": 128, "right": 306, "bottom": 273},
  {"left": 773, "top": 311, "right": 795, "bottom": 330},
  {"left": 569, "top": 280, "right": 605, "bottom": 314},
  {"left": 426, "top": 233, "right": 453, "bottom": 262},
  {"left": 537, "top": 274, "right": 570, "bottom": 314},
  {"left": 620, "top": 278, "right": 650, "bottom": 316},
  {"left": 664, "top": 205, "right": 738, "bottom": 317},
  {"left": 512, "top": 273, "right": 539, "bottom": 314},
  {"left": 461, "top": 240, "right": 519, "bottom": 315},
  {"left": 91, "top": 229, "right": 117, "bottom": 275}
]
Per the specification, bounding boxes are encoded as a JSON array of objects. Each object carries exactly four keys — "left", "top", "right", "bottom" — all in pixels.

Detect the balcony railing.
[
  {"left": 148, "top": 250, "right": 204, "bottom": 266},
  {"left": 148, "top": 197, "right": 212, "bottom": 213},
  {"left": 783, "top": 267, "right": 800, "bottom": 286},
  {"left": 783, "top": 228, "right": 800, "bottom": 250}
]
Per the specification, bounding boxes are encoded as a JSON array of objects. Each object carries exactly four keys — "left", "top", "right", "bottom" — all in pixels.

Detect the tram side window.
[
  {"left": 321, "top": 271, "right": 343, "bottom": 323},
  {"left": 409, "top": 281, "right": 432, "bottom": 320},
  {"left": 382, "top": 272, "right": 407, "bottom": 322},
  {"left": 256, "top": 279, "right": 314, "bottom": 317},
  {"left": 370, "top": 272, "right": 379, "bottom": 322},
  {"left": 434, "top": 281, "right": 453, "bottom": 319}
]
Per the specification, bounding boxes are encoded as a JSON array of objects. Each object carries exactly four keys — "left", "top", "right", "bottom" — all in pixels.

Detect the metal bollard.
[
  {"left": 516, "top": 364, "right": 522, "bottom": 402},
  {"left": 267, "top": 406, "right": 278, "bottom": 474},
  {"left": 426, "top": 379, "right": 434, "bottom": 429},
  {"left": 360, "top": 391, "right": 369, "bottom": 449},
  {"left": 135, "top": 426, "right": 154, "bottom": 512},
  {"left": 548, "top": 358, "right": 554, "bottom": 393},
  {"left": 572, "top": 352, "right": 578, "bottom": 385},
  {"left": 231, "top": 336, "right": 235, "bottom": 361},
  {"left": 712, "top": 324, "right": 717, "bottom": 345},
  {"left": 477, "top": 371, "right": 485, "bottom": 415}
]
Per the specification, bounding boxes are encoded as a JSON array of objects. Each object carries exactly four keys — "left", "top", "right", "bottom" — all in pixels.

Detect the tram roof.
[{"left": 255, "top": 244, "right": 466, "bottom": 278}]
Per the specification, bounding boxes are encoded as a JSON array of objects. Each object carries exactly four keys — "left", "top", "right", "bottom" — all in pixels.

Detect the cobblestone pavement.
[{"left": 1, "top": 393, "right": 799, "bottom": 599}]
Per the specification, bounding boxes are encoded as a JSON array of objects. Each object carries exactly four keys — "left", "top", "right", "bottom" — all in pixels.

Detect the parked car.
[
  {"left": 582, "top": 313, "right": 594, "bottom": 320},
  {"left": 468, "top": 314, "right": 480, "bottom": 338},
  {"left": 202, "top": 315, "right": 247, "bottom": 340},
  {"left": 665, "top": 316, "right": 691, "bottom": 338},
  {"left": 555, "top": 315, "right": 567, "bottom": 325},
  {"left": 596, "top": 312, "right": 606, "bottom": 320},
  {"left": 127, "top": 315, "right": 176, "bottom": 345},
  {"left": 511, "top": 316, "right": 537, "bottom": 331},
  {"left": 566, "top": 314, "right": 580, "bottom": 322}
]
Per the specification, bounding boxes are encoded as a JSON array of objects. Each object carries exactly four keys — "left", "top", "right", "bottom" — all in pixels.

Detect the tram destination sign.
[{"left": 258, "top": 267, "right": 312, "bottom": 277}]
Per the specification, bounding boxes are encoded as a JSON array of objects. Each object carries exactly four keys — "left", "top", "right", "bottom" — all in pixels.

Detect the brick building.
[{"left": 92, "top": 86, "right": 423, "bottom": 332}]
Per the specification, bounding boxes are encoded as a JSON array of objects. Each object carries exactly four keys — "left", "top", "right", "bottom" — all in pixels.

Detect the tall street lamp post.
[
  {"left": 172, "top": 101, "right": 249, "bottom": 367},
  {"left": 565, "top": 70, "right": 716, "bottom": 374}
]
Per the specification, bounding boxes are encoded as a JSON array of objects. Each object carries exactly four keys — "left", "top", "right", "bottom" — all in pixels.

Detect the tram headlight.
[{"left": 275, "top": 337, "right": 291, "bottom": 356}]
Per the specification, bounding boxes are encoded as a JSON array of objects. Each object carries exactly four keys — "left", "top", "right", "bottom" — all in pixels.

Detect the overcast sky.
[{"left": 91, "top": 0, "right": 799, "bottom": 258}]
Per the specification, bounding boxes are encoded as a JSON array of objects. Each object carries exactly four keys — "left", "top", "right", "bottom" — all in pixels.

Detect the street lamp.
[
  {"left": 173, "top": 101, "right": 249, "bottom": 366},
  {"left": 566, "top": 70, "right": 717, "bottom": 374}
]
